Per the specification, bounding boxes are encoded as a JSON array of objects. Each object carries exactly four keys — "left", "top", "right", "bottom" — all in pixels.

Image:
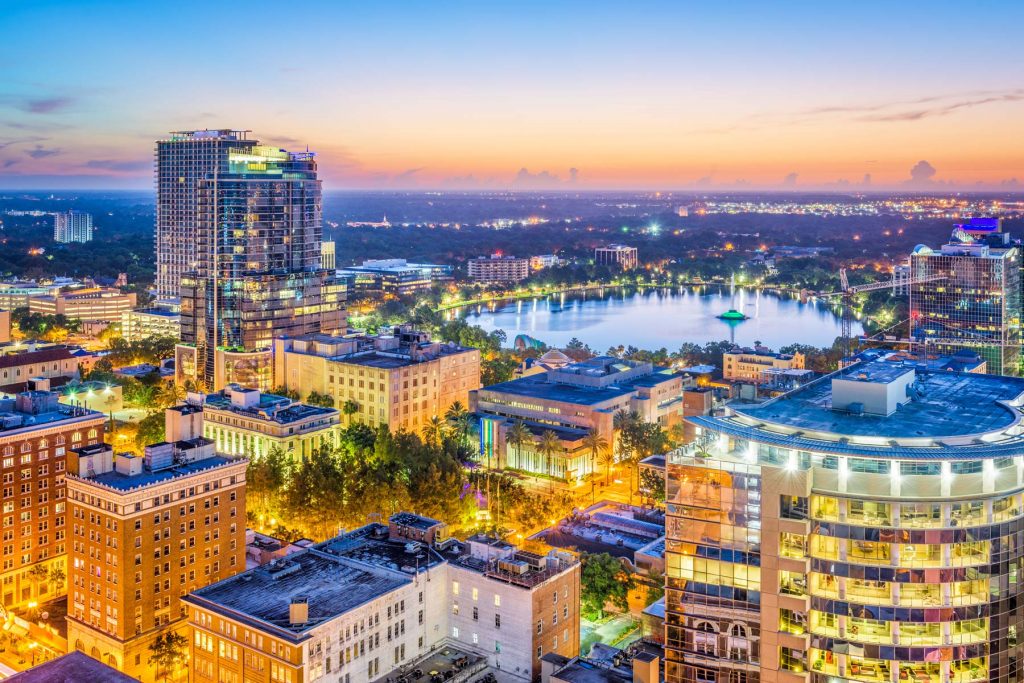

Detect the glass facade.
[
  {"left": 666, "top": 364, "right": 1024, "bottom": 683},
  {"left": 158, "top": 131, "right": 344, "bottom": 389}
]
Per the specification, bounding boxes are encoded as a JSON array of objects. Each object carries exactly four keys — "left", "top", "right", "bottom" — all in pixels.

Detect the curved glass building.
[{"left": 666, "top": 358, "right": 1024, "bottom": 683}]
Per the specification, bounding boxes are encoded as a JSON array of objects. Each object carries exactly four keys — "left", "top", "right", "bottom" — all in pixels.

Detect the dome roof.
[{"left": 541, "top": 349, "right": 572, "bottom": 365}]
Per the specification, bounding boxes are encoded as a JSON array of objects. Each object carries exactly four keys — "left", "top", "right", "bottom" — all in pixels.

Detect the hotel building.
[
  {"left": 0, "top": 389, "right": 104, "bottom": 612},
  {"left": 274, "top": 326, "right": 481, "bottom": 433},
  {"left": 158, "top": 130, "right": 344, "bottom": 390},
  {"left": 65, "top": 409, "right": 246, "bottom": 681},
  {"left": 666, "top": 357, "right": 1024, "bottom": 683},
  {"left": 197, "top": 386, "right": 341, "bottom": 459},
  {"left": 473, "top": 356, "right": 685, "bottom": 480},
  {"left": 909, "top": 220, "right": 1022, "bottom": 375},
  {"left": 183, "top": 512, "right": 579, "bottom": 683}
]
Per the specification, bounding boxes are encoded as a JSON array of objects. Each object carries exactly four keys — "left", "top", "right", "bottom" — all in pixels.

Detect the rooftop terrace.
[{"left": 71, "top": 453, "right": 240, "bottom": 492}]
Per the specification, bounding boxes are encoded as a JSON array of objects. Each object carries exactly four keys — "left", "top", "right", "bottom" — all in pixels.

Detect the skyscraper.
[
  {"left": 53, "top": 210, "right": 93, "bottom": 243},
  {"left": 157, "top": 130, "right": 344, "bottom": 390},
  {"left": 909, "top": 219, "right": 1022, "bottom": 375}
]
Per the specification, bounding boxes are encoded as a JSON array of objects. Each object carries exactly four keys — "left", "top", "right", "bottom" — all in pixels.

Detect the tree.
[
  {"left": 247, "top": 446, "right": 289, "bottom": 523},
  {"left": 445, "top": 401, "right": 471, "bottom": 445},
  {"left": 48, "top": 566, "right": 66, "bottom": 594},
  {"left": 580, "top": 552, "right": 635, "bottom": 619},
  {"left": 423, "top": 416, "right": 445, "bottom": 450},
  {"left": 157, "top": 381, "right": 185, "bottom": 409},
  {"left": 581, "top": 428, "right": 609, "bottom": 482},
  {"left": 342, "top": 399, "right": 360, "bottom": 425},
  {"left": 272, "top": 386, "right": 301, "bottom": 401},
  {"left": 26, "top": 564, "right": 49, "bottom": 598},
  {"left": 536, "top": 430, "right": 562, "bottom": 479},
  {"left": 149, "top": 631, "right": 188, "bottom": 682},
  {"left": 136, "top": 411, "right": 166, "bottom": 447},
  {"left": 306, "top": 391, "right": 335, "bottom": 408},
  {"left": 640, "top": 468, "right": 665, "bottom": 504},
  {"left": 504, "top": 420, "right": 531, "bottom": 471}
]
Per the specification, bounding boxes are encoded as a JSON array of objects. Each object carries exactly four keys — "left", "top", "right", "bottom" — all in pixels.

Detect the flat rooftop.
[
  {"left": 185, "top": 550, "right": 409, "bottom": 640},
  {"left": 480, "top": 375, "right": 635, "bottom": 406},
  {"left": 733, "top": 360, "right": 1024, "bottom": 439},
  {"left": 74, "top": 454, "right": 239, "bottom": 492}
]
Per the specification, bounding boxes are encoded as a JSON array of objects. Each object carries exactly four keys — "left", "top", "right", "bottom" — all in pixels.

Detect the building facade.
[
  {"left": 339, "top": 259, "right": 453, "bottom": 296},
  {"left": 595, "top": 245, "right": 638, "bottom": 270},
  {"left": 467, "top": 255, "right": 530, "bottom": 284},
  {"left": 909, "top": 223, "right": 1022, "bottom": 375},
  {"left": 0, "top": 347, "right": 80, "bottom": 394},
  {"left": 53, "top": 211, "right": 93, "bottom": 244},
  {"left": 723, "top": 346, "right": 806, "bottom": 382},
  {"left": 29, "top": 288, "right": 136, "bottom": 324},
  {"left": 0, "top": 390, "right": 104, "bottom": 612},
  {"left": 65, "top": 410, "right": 246, "bottom": 681},
  {"left": 666, "top": 358, "right": 1024, "bottom": 683},
  {"left": 472, "top": 356, "right": 686, "bottom": 480},
  {"left": 120, "top": 309, "right": 181, "bottom": 343},
  {"left": 183, "top": 513, "right": 579, "bottom": 683},
  {"left": 274, "top": 326, "right": 481, "bottom": 433},
  {"left": 197, "top": 387, "right": 341, "bottom": 460},
  {"left": 157, "top": 130, "right": 344, "bottom": 390}
]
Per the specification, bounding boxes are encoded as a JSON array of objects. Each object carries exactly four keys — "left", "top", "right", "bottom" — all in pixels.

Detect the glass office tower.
[
  {"left": 666, "top": 358, "right": 1024, "bottom": 683},
  {"left": 158, "top": 130, "right": 343, "bottom": 389},
  {"left": 909, "top": 223, "right": 1021, "bottom": 376}
]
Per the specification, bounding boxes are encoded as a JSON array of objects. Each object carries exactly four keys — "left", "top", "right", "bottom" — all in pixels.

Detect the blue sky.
[{"left": 2, "top": 1, "right": 1023, "bottom": 189}]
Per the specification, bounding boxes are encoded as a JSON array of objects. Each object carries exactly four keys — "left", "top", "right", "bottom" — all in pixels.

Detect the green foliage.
[
  {"left": 103, "top": 336, "right": 177, "bottom": 366},
  {"left": 136, "top": 411, "right": 166, "bottom": 446},
  {"left": 306, "top": 391, "right": 335, "bottom": 408},
  {"left": 639, "top": 468, "right": 665, "bottom": 504},
  {"left": 11, "top": 307, "right": 80, "bottom": 341},
  {"left": 148, "top": 631, "right": 188, "bottom": 682},
  {"left": 580, "top": 552, "right": 635, "bottom": 619},
  {"left": 273, "top": 386, "right": 301, "bottom": 401}
]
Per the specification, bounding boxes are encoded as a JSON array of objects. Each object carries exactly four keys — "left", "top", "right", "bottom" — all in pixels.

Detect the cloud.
[
  {"left": 781, "top": 172, "right": 798, "bottom": 187},
  {"left": 0, "top": 135, "right": 45, "bottom": 150},
  {"left": 568, "top": 168, "right": 579, "bottom": 184},
  {"left": 2, "top": 159, "right": 19, "bottom": 168},
  {"left": 513, "top": 167, "right": 571, "bottom": 188},
  {"left": 908, "top": 160, "right": 937, "bottom": 185},
  {"left": 26, "top": 144, "right": 60, "bottom": 159},
  {"left": 84, "top": 159, "right": 150, "bottom": 172},
  {"left": 393, "top": 167, "right": 424, "bottom": 181},
  {"left": 860, "top": 91, "right": 1024, "bottom": 122},
  {"left": 23, "top": 97, "right": 75, "bottom": 114}
]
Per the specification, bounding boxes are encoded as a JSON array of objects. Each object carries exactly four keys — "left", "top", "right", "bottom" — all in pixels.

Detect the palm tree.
[
  {"left": 582, "top": 428, "right": 609, "bottom": 481},
  {"left": 598, "top": 445, "right": 616, "bottom": 486},
  {"left": 341, "top": 399, "right": 359, "bottom": 426},
  {"left": 505, "top": 420, "right": 531, "bottom": 471},
  {"left": 536, "top": 430, "right": 562, "bottom": 480},
  {"left": 423, "top": 416, "right": 445, "bottom": 450},
  {"left": 157, "top": 381, "right": 185, "bottom": 409},
  {"left": 445, "top": 401, "right": 471, "bottom": 445}
]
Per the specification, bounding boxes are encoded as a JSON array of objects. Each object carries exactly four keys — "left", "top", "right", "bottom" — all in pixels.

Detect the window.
[{"left": 780, "top": 495, "right": 808, "bottom": 520}]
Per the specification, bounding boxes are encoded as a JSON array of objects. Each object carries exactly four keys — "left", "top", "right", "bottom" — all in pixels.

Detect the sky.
[{"left": 2, "top": 0, "right": 1024, "bottom": 191}]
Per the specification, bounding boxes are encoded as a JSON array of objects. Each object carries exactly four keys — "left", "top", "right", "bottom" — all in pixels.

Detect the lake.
[{"left": 456, "top": 286, "right": 860, "bottom": 352}]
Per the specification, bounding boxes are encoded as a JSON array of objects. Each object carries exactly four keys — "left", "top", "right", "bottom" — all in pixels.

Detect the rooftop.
[
  {"left": 71, "top": 453, "right": 239, "bottom": 492},
  {"left": 694, "top": 359, "right": 1024, "bottom": 458},
  {"left": 185, "top": 549, "right": 410, "bottom": 641},
  {"left": 481, "top": 375, "right": 634, "bottom": 406},
  {"left": 9, "top": 651, "right": 136, "bottom": 683}
]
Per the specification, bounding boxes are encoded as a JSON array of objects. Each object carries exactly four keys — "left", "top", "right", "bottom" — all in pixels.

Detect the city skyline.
[{"left": 3, "top": 1, "right": 1024, "bottom": 191}]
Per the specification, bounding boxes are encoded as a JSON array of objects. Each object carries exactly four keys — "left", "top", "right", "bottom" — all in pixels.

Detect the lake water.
[{"left": 457, "top": 286, "right": 860, "bottom": 352}]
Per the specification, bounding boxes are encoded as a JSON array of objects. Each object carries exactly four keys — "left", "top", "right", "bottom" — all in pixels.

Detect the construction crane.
[{"left": 819, "top": 268, "right": 947, "bottom": 358}]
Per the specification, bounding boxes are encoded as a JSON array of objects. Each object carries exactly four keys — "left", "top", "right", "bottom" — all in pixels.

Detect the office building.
[
  {"left": 595, "top": 245, "right": 638, "bottom": 270},
  {"left": 183, "top": 512, "right": 579, "bottom": 683},
  {"left": 722, "top": 345, "right": 806, "bottom": 382},
  {"left": 66, "top": 408, "right": 246, "bottom": 681},
  {"left": 892, "top": 262, "right": 911, "bottom": 296},
  {"left": 0, "top": 279, "right": 80, "bottom": 311},
  {"left": 0, "top": 309, "right": 9, "bottom": 344},
  {"left": 531, "top": 254, "right": 560, "bottom": 270},
  {"left": 321, "top": 240, "right": 336, "bottom": 270},
  {"left": 157, "top": 130, "right": 344, "bottom": 390},
  {"left": 467, "top": 255, "right": 530, "bottom": 283},
  {"left": 0, "top": 389, "right": 104, "bottom": 612},
  {"left": 274, "top": 326, "right": 481, "bottom": 433},
  {"left": 28, "top": 287, "right": 136, "bottom": 324},
  {"left": 472, "top": 356, "right": 686, "bottom": 480},
  {"left": 198, "top": 386, "right": 341, "bottom": 459},
  {"left": 120, "top": 308, "right": 181, "bottom": 342},
  {"left": 909, "top": 222, "right": 1021, "bottom": 374},
  {"left": 339, "top": 259, "right": 453, "bottom": 296},
  {"left": 53, "top": 211, "right": 93, "bottom": 244},
  {"left": 666, "top": 357, "right": 1024, "bottom": 683}
]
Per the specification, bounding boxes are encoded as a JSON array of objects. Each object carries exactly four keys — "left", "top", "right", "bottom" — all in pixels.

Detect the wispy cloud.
[
  {"left": 23, "top": 97, "right": 75, "bottom": 114},
  {"left": 26, "top": 144, "right": 61, "bottom": 159},
  {"left": 0, "top": 135, "right": 45, "bottom": 150}
]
